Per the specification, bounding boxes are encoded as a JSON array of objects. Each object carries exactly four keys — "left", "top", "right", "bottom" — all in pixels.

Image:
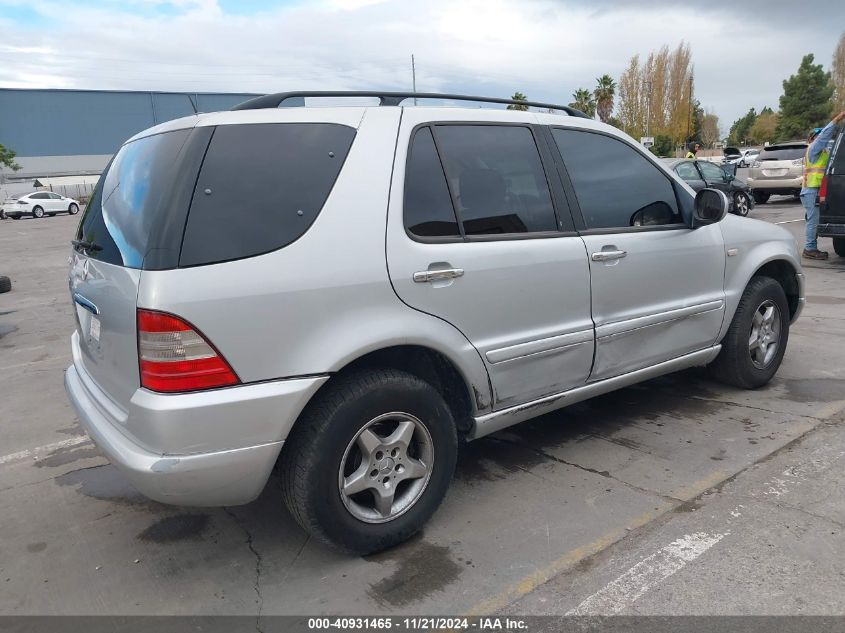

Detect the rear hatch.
[
  {"left": 753, "top": 143, "right": 806, "bottom": 179},
  {"left": 70, "top": 124, "right": 210, "bottom": 407}
]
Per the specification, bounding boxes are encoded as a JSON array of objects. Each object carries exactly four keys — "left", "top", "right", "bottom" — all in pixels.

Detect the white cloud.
[{"left": 0, "top": 0, "right": 840, "bottom": 130}]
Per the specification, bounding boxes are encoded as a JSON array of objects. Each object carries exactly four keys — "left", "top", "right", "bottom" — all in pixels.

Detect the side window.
[
  {"left": 31, "top": 192, "right": 48, "bottom": 199},
  {"left": 404, "top": 127, "right": 460, "bottom": 238},
  {"left": 180, "top": 123, "right": 356, "bottom": 267},
  {"left": 697, "top": 161, "right": 727, "bottom": 182},
  {"left": 434, "top": 125, "right": 558, "bottom": 235},
  {"left": 553, "top": 129, "right": 681, "bottom": 229},
  {"left": 675, "top": 162, "right": 700, "bottom": 181}
]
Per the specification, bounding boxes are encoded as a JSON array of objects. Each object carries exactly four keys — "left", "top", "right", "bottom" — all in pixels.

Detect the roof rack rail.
[{"left": 230, "top": 91, "right": 591, "bottom": 118}]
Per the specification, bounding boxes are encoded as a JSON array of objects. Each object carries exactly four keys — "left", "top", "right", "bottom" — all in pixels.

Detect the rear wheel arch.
[{"left": 327, "top": 345, "right": 476, "bottom": 437}]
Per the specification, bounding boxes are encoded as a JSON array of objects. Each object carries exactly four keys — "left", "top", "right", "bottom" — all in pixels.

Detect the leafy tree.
[
  {"left": 593, "top": 74, "right": 616, "bottom": 123},
  {"left": 728, "top": 108, "right": 757, "bottom": 145},
  {"left": 507, "top": 91, "right": 529, "bottom": 111},
  {"left": 699, "top": 112, "right": 721, "bottom": 148},
  {"left": 0, "top": 144, "right": 21, "bottom": 171},
  {"left": 648, "top": 134, "right": 674, "bottom": 157},
  {"left": 775, "top": 54, "right": 833, "bottom": 140},
  {"left": 750, "top": 111, "right": 779, "bottom": 145},
  {"left": 568, "top": 88, "right": 596, "bottom": 118}
]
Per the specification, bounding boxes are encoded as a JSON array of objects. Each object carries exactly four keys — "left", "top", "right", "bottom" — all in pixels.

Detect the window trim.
[
  {"left": 402, "top": 120, "right": 577, "bottom": 244},
  {"left": 548, "top": 125, "right": 691, "bottom": 233}
]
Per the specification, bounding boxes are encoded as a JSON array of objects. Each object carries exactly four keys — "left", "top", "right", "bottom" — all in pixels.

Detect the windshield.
[{"left": 759, "top": 145, "right": 806, "bottom": 161}]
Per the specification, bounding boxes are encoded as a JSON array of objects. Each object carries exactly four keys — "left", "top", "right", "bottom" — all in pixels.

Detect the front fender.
[{"left": 718, "top": 216, "right": 804, "bottom": 340}]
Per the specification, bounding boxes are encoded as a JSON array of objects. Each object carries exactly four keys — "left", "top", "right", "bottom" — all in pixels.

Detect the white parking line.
[
  {"left": 566, "top": 531, "right": 728, "bottom": 615},
  {"left": 775, "top": 219, "right": 804, "bottom": 224},
  {"left": 0, "top": 435, "right": 90, "bottom": 466}
]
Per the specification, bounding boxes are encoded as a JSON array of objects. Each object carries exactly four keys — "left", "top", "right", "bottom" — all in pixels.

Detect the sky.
[{"left": 0, "top": 0, "right": 842, "bottom": 134}]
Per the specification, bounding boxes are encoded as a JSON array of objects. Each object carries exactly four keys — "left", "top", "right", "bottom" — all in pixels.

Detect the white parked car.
[{"left": 1, "top": 191, "right": 81, "bottom": 219}]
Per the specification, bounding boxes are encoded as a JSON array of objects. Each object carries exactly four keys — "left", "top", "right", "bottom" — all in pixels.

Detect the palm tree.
[
  {"left": 593, "top": 74, "right": 616, "bottom": 123},
  {"left": 568, "top": 88, "right": 595, "bottom": 118},
  {"left": 507, "top": 91, "right": 529, "bottom": 111}
]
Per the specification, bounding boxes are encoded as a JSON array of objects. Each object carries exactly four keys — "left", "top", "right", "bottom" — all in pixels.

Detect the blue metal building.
[{"left": 0, "top": 88, "right": 261, "bottom": 181}]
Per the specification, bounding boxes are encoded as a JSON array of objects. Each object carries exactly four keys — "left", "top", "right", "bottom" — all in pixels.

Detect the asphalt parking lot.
[{"left": 1, "top": 197, "right": 844, "bottom": 619}]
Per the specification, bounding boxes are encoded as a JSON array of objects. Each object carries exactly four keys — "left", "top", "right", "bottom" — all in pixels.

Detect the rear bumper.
[
  {"left": 747, "top": 176, "right": 803, "bottom": 192},
  {"left": 65, "top": 332, "right": 329, "bottom": 506},
  {"left": 65, "top": 364, "right": 285, "bottom": 506}
]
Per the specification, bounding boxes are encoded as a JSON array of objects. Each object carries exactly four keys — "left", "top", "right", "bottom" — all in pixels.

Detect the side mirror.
[
  {"left": 693, "top": 188, "right": 729, "bottom": 228},
  {"left": 724, "top": 163, "right": 737, "bottom": 179}
]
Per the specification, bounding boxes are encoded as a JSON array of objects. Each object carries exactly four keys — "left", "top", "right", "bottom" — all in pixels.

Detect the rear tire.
[
  {"left": 280, "top": 368, "right": 457, "bottom": 555},
  {"left": 733, "top": 192, "right": 751, "bottom": 217},
  {"left": 708, "top": 276, "right": 789, "bottom": 389},
  {"left": 752, "top": 192, "right": 769, "bottom": 204},
  {"left": 68, "top": 203, "right": 79, "bottom": 215},
  {"left": 833, "top": 238, "right": 845, "bottom": 257},
  {"left": 0, "top": 276, "right": 10, "bottom": 293},
  {"left": 32, "top": 206, "right": 44, "bottom": 218},
  {"left": 12, "top": 215, "right": 21, "bottom": 220}
]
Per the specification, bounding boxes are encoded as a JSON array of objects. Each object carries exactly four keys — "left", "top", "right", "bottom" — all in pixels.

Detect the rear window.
[
  {"left": 76, "top": 128, "right": 205, "bottom": 269},
  {"left": 759, "top": 145, "right": 806, "bottom": 161},
  {"left": 179, "top": 123, "right": 356, "bottom": 266}
]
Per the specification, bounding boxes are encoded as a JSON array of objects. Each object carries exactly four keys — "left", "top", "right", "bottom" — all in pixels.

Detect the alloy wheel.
[
  {"left": 338, "top": 412, "right": 434, "bottom": 524},
  {"left": 748, "top": 299, "right": 781, "bottom": 369}
]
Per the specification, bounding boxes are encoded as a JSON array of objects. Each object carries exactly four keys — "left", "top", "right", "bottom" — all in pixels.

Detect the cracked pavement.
[{"left": 2, "top": 198, "right": 845, "bottom": 616}]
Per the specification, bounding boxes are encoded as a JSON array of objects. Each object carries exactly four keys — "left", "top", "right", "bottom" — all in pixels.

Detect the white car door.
[
  {"left": 387, "top": 110, "right": 595, "bottom": 410},
  {"left": 550, "top": 127, "right": 726, "bottom": 382},
  {"left": 48, "top": 192, "right": 64, "bottom": 211}
]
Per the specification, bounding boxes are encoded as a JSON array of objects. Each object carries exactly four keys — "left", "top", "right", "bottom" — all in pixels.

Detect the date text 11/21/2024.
[{"left": 306, "top": 617, "right": 528, "bottom": 630}]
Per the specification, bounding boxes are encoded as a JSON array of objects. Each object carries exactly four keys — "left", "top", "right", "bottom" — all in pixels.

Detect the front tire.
[
  {"left": 68, "top": 203, "right": 79, "bottom": 215},
  {"left": 733, "top": 192, "right": 751, "bottom": 217},
  {"left": 709, "top": 276, "right": 789, "bottom": 389},
  {"left": 833, "top": 238, "right": 845, "bottom": 257},
  {"left": 32, "top": 206, "right": 44, "bottom": 218},
  {"left": 280, "top": 368, "right": 458, "bottom": 555},
  {"left": 752, "top": 192, "right": 770, "bottom": 204}
]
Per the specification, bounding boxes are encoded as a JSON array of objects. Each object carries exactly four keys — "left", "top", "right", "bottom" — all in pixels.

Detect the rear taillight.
[
  {"left": 137, "top": 309, "right": 239, "bottom": 393},
  {"left": 819, "top": 174, "right": 829, "bottom": 204}
]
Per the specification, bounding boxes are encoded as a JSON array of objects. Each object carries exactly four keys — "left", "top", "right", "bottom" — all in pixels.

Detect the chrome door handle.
[
  {"left": 413, "top": 268, "right": 465, "bottom": 283},
  {"left": 591, "top": 250, "right": 627, "bottom": 262}
]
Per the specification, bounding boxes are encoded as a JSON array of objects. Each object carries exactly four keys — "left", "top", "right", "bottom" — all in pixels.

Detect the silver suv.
[
  {"left": 65, "top": 92, "right": 805, "bottom": 554},
  {"left": 747, "top": 141, "right": 808, "bottom": 203}
]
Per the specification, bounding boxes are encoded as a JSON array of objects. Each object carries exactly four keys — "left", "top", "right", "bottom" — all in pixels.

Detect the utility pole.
[
  {"left": 411, "top": 54, "right": 417, "bottom": 105},
  {"left": 645, "top": 79, "right": 652, "bottom": 138}
]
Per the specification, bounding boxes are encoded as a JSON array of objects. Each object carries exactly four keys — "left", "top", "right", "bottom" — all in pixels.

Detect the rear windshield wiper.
[{"left": 72, "top": 239, "right": 103, "bottom": 252}]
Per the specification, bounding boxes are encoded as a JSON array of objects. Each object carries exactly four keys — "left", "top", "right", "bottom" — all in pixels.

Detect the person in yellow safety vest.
[
  {"left": 686, "top": 142, "right": 700, "bottom": 159},
  {"left": 800, "top": 111, "right": 845, "bottom": 260}
]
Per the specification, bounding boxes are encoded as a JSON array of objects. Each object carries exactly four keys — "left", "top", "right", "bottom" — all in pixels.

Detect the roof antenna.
[{"left": 187, "top": 93, "right": 198, "bottom": 115}]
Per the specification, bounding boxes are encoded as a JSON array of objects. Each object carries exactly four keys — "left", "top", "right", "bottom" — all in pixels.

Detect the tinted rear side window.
[
  {"left": 759, "top": 146, "right": 806, "bottom": 161},
  {"left": 76, "top": 128, "right": 199, "bottom": 268},
  {"left": 179, "top": 123, "right": 356, "bottom": 267},
  {"left": 404, "top": 127, "right": 460, "bottom": 238}
]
